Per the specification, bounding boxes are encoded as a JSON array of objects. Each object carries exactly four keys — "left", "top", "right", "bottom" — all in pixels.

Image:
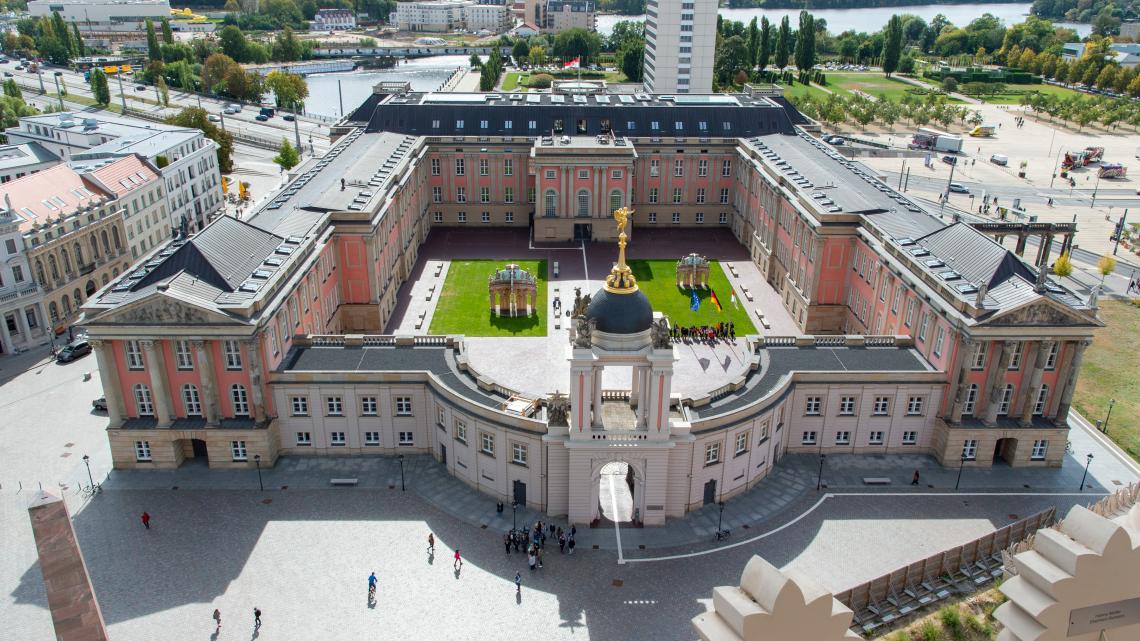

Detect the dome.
[{"left": 585, "top": 287, "right": 653, "bottom": 334}]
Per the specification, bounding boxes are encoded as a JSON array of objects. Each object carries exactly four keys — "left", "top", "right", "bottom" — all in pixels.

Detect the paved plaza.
[{"left": 3, "top": 339, "right": 1139, "bottom": 640}]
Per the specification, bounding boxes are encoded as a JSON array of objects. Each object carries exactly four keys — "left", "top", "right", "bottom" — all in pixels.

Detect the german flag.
[{"left": 710, "top": 289, "right": 723, "bottom": 312}]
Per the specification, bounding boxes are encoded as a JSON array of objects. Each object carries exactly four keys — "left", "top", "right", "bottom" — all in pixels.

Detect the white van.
[{"left": 990, "top": 154, "right": 1009, "bottom": 166}]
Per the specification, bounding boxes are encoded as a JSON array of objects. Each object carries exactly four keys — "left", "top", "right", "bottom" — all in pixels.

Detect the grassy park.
[
  {"left": 1073, "top": 300, "right": 1140, "bottom": 462},
  {"left": 828, "top": 72, "right": 917, "bottom": 101},
  {"left": 628, "top": 260, "right": 756, "bottom": 334},
  {"left": 429, "top": 259, "right": 547, "bottom": 337}
]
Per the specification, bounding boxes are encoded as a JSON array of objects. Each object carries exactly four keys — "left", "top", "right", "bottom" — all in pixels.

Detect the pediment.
[
  {"left": 984, "top": 300, "right": 1094, "bottom": 327},
  {"left": 96, "top": 293, "right": 239, "bottom": 326}
]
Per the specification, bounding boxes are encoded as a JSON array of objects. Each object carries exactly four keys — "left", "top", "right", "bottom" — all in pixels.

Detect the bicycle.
[{"left": 80, "top": 483, "right": 101, "bottom": 499}]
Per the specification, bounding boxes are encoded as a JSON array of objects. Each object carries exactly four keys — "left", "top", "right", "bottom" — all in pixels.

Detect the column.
[
  {"left": 90, "top": 340, "right": 124, "bottom": 426},
  {"left": 1019, "top": 340, "right": 1053, "bottom": 427},
  {"left": 246, "top": 338, "right": 267, "bottom": 425},
  {"left": 141, "top": 340, "right": 173, "bottom": 427},
  {"left": 1036, "top": 233, "right": 1054, "bottom": 267},
  {"left": 0, "top": 313, "right": 12, "bottom": 355},
  {"left": 1014, "top": 233, "right": 1027, "bottom": 256},
  {"left": 193, "top": 340, "right": 220, "bottom": 425},
  {"left": 981, "top": 340, "right": 1017, "bottom": 425},
  {"left": 630, "top": 365, "right": 641, "bottom": 406},
  {"left": 1054, "top": 340, "right": 1090, "bottom": 427},
  {"left": 592, "top": 367, "right": 603, "bottom": 428},
  {"left": 947, "top": 338, "right": 974, "bottom": 423}
]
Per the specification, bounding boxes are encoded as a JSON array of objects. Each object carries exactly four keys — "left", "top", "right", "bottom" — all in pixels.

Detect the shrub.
[
  {"left": 942, "top": 77, "right": 959, "bottom": 92},
  {"left": 939, "top": 604, "right": 962, "bottom": 639},
  {"left": 920, "top": 620, "right": 939, "bottom": 641},
  {"left": 527, "top": 73, "right": 554, "bottom": 88}
]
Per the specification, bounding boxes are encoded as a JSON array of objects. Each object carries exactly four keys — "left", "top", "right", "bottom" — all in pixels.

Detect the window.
[
  {"left": 291, "top": 396, "right": 309, "bottom": 416},
  {"left": 437, "top": 408, "right": 446, "bottom": 427},
  {"left": 611, "top": 169, "right": 622, "bottom": 179},
  {"left": 722, "top": 159, "right": 732, "bottom": 176},
  {"left": 649, "top": 159, "right": 660, "bottom": 176},
  {"left": 705, "top": 442, "right": 721, "bottom": 464},
  {"left": 182, "top": 384, "right": 201, "bottom": 416},
  {"left": 802, "top": 431, "right": 817, "bottom": 445},
  {"left": 892, "top": 286, "right": 901, "bottom": 314},
  {"left": 610, "top": 190, "right": 622, "bottom": 213},
  {"left": 365, "top": 432, "right": 380, "bottom": 446},
  {"left": 481, "top": 211, "right": 490, "bottom": 224},
  {"left": 672, "top": 212, "right": 680, "bottom": 224},
  {"left": 902, "top": 431, "right": 917, "bottom": 445},
  {"left": 904, "top": 299, "right": 916, "bottom": 327},
  {"left": 719, "top": 212, "right": 728, "bottom": 224},
  {"left": 398, "top": 432, "right": 414, "bottom": 446},
  {"left": 835, "top": 431, "right": 851, "bottom": 445},
  {"left": 480, "top": 432, "right": 494, "bottom": 455},
  {"left": 917, "top": 313, "right": 930, "bottom": 342},
  {"left": 323, "top": 396, "right": 343, "bottom": 416},
  {"left": 431, "top": 158, "right": 440, "bottom": 175},
  {"left": 971, "top": 343, "right": 988, "bottom": 370},
  {"left": 734, "top": 432, "right": 748, "bottom": 455},
  {"left": 674, "top": 159, "right": 684, "bottom": 176},
  {"left": 1045, "top": 342, "right": 1059, "bottom": 370},
  {"left": 432, "top": 186, "right": 442, "bottom": 203},
  {"left": 134, "top": 384, "right": 154, "bottom": 416},
  {"left": 455, "top": 420, "right": 467, "bottom": 443},
  {"left": 296, "top": 431, "right": 312, "bottom": 446},
  {"left": 224, "top": 340, "right": 242, "bottom": 370},
  {"left": 395, "top": 396, "right": 412, "bottom": 416},
  {"left": 504, "top": 159, "right": 513, "bottom": 176},
  {"left": 696, "top": 188, "right": 705, "bottom": 204},
  {"left": 231, "top": 440, "right": 248, "bottom": 461},
  {"left": 672, "top": 188, "right": 682, "bottom": 204},
  {"left": 648, "top": 212, "right": 657, "bottom": 223},
  {"left": 695, "top": 213, "right": 704, "bottom": 224},
  {"left": 720, "top": 188, "right": 730, "bottom": 205},
  {"left": 648, "top": 187, "right": 658, "bottom": 204},
  {"left": 505, "top": 212, "right": 514, "bottom": 223},
  {"left": 231, "top": 385, "right": 249, "bottom": 417},
  {"left": 839, "top": 396, "right": 856, "bottom": 416},
  {"left": 512, "top": 442, "right": 527, "bottom": 465},
  {"left": 457, "top": 212, "right": 466, "bottom": 223},
  {"left": 869, "top": 431, "right": 884, "bottom": 445},
  {"left": 361, "top": 396, "right": 377, "bottom": 416},
  {"left": 456, "top": 187, "right": 466, "bottom": 203},
  {"left": 906, "top": 397, "right": 924, "bottom": 416},
  {"left": 962, "top": 439, "right": 978, "bottom": 460},
  {"left": 1008, "top": 342, "right": 1023, "bottom": 370},
  {"left": 455, "top": 159, "right": 464, "bottom": 175},
  {"left": 479, "top": 159, "right": 489, "bottom": 176},
  {"left": 175, "top": 340, "right": 193, "bottom": 370},
  {"left": 504, "top": 186, "right": 514, "bottom": 203},
  {"left": 544, "top": 169, "right": 556, "bottom": 179},
  {"left": 698, "top": 159, "right": 708, "bottom": 176},
  {"left": 480, "top": 187, "right": 489, "bottom": 204},
  {"left": 1031, "top": 440, "right": 1048, "bottom": 460},
  {"left": 578, "top": 190, "right": 589, "bottom": 216},
  {"left": 544, "top": 190, "right": 556, "bottom": 217},
  {"left": 433, "top": 211, "right": 443, "bottom": 223},
  {"left": 1033, "top": 385, "right": 1049, "bottom": 415},
  {"left": 805, "top": 396, "right": 822, "bottom": 415},
  {"left": 330, "top": 432, "right": 346, "bottom": 447},
  {"left": 134, "top": 440, "right": 152, "bottom": 461},
  {"left": 933, "top": 326, "right": 945, "bottom": 357},
  {"left": 963, "top": 384, "right": 978, "bottom": 416},
  {"left": 998, "top": 384, "right": 1014, "bottom": 415},
  {"left": 125, "top": 340, "right": 144, "bottom": 370},
  {"left": 872, "top": 397, "right": 890, "bottom": 415}
]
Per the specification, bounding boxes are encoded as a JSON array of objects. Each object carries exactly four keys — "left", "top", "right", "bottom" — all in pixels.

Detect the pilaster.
[
  {"left": 141, "top": 340, "right": 172, "bottom": 427},
  {"left": 192, "top": 340, "right": 220, "bottom": 425},
  {"left": 246, "top": 338, "right": 267, "bottom": 424},
  {"left": 981, "top": 340, "right": 1016, "bottom": 426},
  {"left": 1019, "top": 340, "right": 1053, "bottom": 427},
  {"left": 1054, "top": 339, "right": 1089, "bottom": 426}
]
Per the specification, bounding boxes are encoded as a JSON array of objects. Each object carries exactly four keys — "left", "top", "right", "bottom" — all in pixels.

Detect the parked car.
[
  {"left": 825, "top": 136, "right": 845, "bottom": 146},
  {"left": 948, "top": 182, "right": 969, "bottom": 193},
  {"left": 255, "top": 114, "right": 269, "bottom": 121},
  {"left": 56, "top": 339, "right": 92, "bottom": 363},
  {"left": 208, "top": 114, "right": 221, "bottom": 122},
  {"left": 990, "top": 154, "right": 1009, "bottom": 166},
  {"left": 283, "top": 114, "right": 295, "bottom": 121},
  {"left": 3, "top": 72, "right": 11, "bottom": 78},
  {"left": 941, "top": 155, "right": 958, "bottom": 165},
  {"left": 135, "top": 84, "right": 146, "bottom": 91},
  {"left": 92, "top": 397, "right": 108, "bottom": 411}
]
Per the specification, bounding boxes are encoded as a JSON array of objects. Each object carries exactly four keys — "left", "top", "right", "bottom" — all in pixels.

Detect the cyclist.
[{"left": 368, "top": 572, "right": 377, "bottom": 598}]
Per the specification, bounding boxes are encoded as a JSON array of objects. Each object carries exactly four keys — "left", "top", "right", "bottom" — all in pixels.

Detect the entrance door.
[
  {"left": 993, "top": 438, "right": 1018, "bottom": 465},
  {"left": 191, "top": 439, "right": 208, "bottom": 460},
  {"left": 440, "top": 444, "right": 447, "bottom": 466},
  {"left": 703, "top": 479, "right": 717, "bottom": 505},
  {"left": 574, "top": 223, "right": 592, "bottom": 241},
  {"left": 513, "top": 480, "right": 527, "bottom": 507}
]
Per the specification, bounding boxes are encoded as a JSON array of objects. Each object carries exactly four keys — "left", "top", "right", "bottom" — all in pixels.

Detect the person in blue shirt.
[{"left": 368, "top": 572, "right": 377, "bottom": 597}]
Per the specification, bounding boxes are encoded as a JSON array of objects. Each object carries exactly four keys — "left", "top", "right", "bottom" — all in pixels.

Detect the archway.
[
  {"left": 993, "top": 437, "right": 1018, "bottom": 465},
  {"left": 589, "top": 458, "right": 645, "bottom": 527}
]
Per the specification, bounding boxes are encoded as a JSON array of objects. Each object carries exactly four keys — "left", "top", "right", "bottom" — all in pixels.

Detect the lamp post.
[
  {"left": 1090, "top": 172, "right": 1103, "bottom": 209},
  {"left": 398, "top": 454, "right": 405, "bottom": 491},
  {"left": 1102, "top": 399, "right": 1115, "bottom": 434},
  {"left": 955, "top": 453, "right": 967, "bottom": 490},
  {"left": 816, "top": 453, "right": 826, "bottom": 491},
  {"left": 82, "top": 454, "right": 94, "bottom": 490},
  {"left": 511, "top": 500, "right": 518, "bottom": 531},
  {"left": 115, "top": 70, "right": 126, "bottom": 113},
  {"left": 52, "top": 71, "right": 64, "bottom": 110},
  {"left": 1080, "top": 453, "right": 1094, "bottom": 491},
  {"left": 254, "top": 454, "right": 263, "bottom": 491},
  {"left": 716, "top": 501, "right": 727, "bottom": 540}
]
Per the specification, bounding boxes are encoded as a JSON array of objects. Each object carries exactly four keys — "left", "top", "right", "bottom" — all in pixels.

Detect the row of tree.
[
  {"left": 791, "top": 90, "right": 982, "bottom": 131},
  {"left": 1023, "top": 91, "right": 1140, "bottom": 130}
]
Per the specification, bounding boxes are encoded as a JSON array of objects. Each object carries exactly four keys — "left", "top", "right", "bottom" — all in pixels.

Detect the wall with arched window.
[
  {"left": 231, "top": 384, "right": 249, "bottom": 417},
  {"left": 544, "top": 190, "right": 556, "bottom": 217},
  {"left": 112, "top": 227, "right": 122, "bottom": 250},
  {"left": 576, "top": 189, "right": 590, "bottom": 217}
]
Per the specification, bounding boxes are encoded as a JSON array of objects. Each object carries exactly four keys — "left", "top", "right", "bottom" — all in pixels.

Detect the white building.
[
  {"left": 0, "top": 208, "right": 47, "bottom": 356},
  {"left": 0, "top": 143, "right": 60, "bottom": 184},
  {"left": 5, "top": 113, "right": 223, "bottom": 235},
  {"left": 29, "top": 0, "right": 172, "bottom": 35},
  {"left": 463, "top": 4, "right": 511, "bottom": 33},
  {"left": 523, "top": 0, "right": 594, "bottom": 33},
  {"left": 311, "top": 8, "right": 356, "bottom": 31},
  {"left": 393, "top": 0, "right": 472, "bottom": 32},
  {"left": 72, "top": 154, "right": 167, "bottom": 261},
  {"left": 643, "top": 0, "right": 716, "bottom": 93}
]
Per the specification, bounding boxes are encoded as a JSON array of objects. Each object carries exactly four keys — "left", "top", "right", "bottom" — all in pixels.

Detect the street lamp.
[
  {"left": 52, "top": 71, "right": 64, "bottom": 111},
  {"left": 82, "top": 454, "right": 94, "bottom": 490},
  {"left": 254, "top": 454, "right": 263, "bottom": 491},
  {"left": 511, "top": 500, "right": 518, "bottom": 531},
  {"left": 955, "top": 453, "right": 968, "bottom": 490},
  {"left": 1103, "top": 399, "right": 1115, "bottom": 434},
  {"left": 398, "top": 454, "right": 405, "bottom": 491},
  {"left": 1079, "top": 453, "right": 1094, "bottom": 491},
  {"left": 715, "top": 501, "right": 728, "bottom": 540},
  {"left": 816, "top": 453, "right": 826, "bottom": 491}
]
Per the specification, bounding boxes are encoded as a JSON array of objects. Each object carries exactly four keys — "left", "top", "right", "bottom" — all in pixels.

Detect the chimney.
[
  {"left": 974, "top": 283, "right": 987, "bottom": 308},
  {"left": 1035, "top": 265, "right": 1048, "bottom": 293}
]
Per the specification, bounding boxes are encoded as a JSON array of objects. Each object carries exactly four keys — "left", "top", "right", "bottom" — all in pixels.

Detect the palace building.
[{"left": 79, "top": 85, "right": 1100, "bottom": 526}]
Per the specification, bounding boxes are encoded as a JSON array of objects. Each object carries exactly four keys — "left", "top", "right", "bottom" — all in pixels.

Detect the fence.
[{"left": 835, "top": 507, "right": 1056, "bottom": 635}]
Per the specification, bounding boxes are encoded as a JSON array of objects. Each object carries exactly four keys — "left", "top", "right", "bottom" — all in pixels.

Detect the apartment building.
[
  {"left": 393, "top": 0, "right": 472, "bottom": 32},
  {"left": 643, "top": 0, "right": 716, "bottom": 93},
  {"left": 73, "top": 155, "right": 167, "bottom": 261}
]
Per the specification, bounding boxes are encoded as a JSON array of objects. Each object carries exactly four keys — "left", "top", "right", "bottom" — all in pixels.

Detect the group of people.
[
  {"left": 671, "top": 322, "right": 736, "bottom": 344},
  {"left": 505, "top": 521, "right": 577, "bottom": 572}
]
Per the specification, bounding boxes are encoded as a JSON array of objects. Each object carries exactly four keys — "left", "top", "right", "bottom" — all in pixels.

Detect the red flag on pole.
[{"left": 563, "top": 57, "right": 581, "bottom": 69}]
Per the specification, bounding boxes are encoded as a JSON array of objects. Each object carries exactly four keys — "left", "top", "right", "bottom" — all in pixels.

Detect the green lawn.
[
  {"left": 429, "top": 260, "right": 547, "bottom": 337},
  {"left": 972, "top": 83, "right": 1084, "bottom": 105},
  {"left": 501, "top": 72, "right": 520, "bottom": 91},
  {"left": 828, "top": 72, "right": 916, "bottom": 101},
  {"left": 1073, "top": 300, "right": 1140, "bottom": 462},
  {"left": 628, "top": 260, "right": 756, "bottom": 334},
  {"left": 779, "top": 81, "right": 835, "bottom": 102}
]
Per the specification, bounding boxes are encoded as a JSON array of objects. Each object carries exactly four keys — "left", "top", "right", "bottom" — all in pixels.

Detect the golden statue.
[{"left": 604, "top": 207, "right": 638, "bottom": 293}]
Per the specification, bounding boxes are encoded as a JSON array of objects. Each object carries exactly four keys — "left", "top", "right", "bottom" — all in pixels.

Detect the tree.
[
  {"left": 793, "top": 11, "right": 815, "bottom": 73},
  {"left": 747, "top": 17, "right": 759, "bottom": 69},
  {"left": 469, "top": 52, "right": 481, "bottom": 67},
  {"left": 1052, "top": 252, "right": 1073, "bottom": 277},
  {"left": 3, "top": 78, "right": 20, "bottom": 99},
  {"left": 715, "top": 35, "right": 749, "bottom": 86},
  {"left": 274, "top": 138, "right": 301, "bottom": 171},
  {"left": 71, "top": 23, "right": 84, "bottom": 57},
  {"left": 1097, "top": 254, "right": 1116, "bottom": 289},
  {"left": 145, "top": 18, "right": 161, "bottom": 61},
  {"left": 512, "top": 38, "right": 529, "bottom": 61},
  {"left": 265, "top": 70, "right": 308, "bottom": 110},
  {"left": 942, "top": 77, "right": 959, "bottom": 92},
  {"left": 224, "top": 0, "right": 241, "bottom": 12},
  {"left": 225, "top": 66, "right": 262, "bottom": 101},
  {"left": 219, "top": 25, "right": 248, "bottom": 63},
  {"left": 203, "top": 53, "right": 238, "bottom": 95},
  {"left": 883, "top": 14, "right": 903, "bottom": 77},
  {"left": 758, "top": 17, "right": 771, "bottom": 72},
  {"left": 553, "top": 28, "right": 601, "bottom": 66},
  {"left": 166, "top": 107, "right": 234, "bottom": 172},
  {"left": 160, "top": 18, "right": 173, "bottom": 44},
  {"left": 89, "top": 68, "right": 110, "bottom": 106},
  {"left": 775, "top": 16, "right": 790, "bottom": 70},
  {"left": 157, "top": 76, "right": 170, "bottom": 107},
  {"left": 528, "top": 45, "right": 546, "bottom": 68},
  {"left": 272, "top": 26, "right": 303, "bottom": 62},
  {"left": 617, "top": 41, "right": 644, "bottom": 82}
]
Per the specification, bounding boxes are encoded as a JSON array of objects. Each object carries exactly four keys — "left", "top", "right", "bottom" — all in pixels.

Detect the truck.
[
  {"left": 910, "top": 127, "right": 963, "bottom": 153},
  {"left": 1084, "top": 146, "right": 1105, "bottom": 163},
  {"left": 259, "top": 106, "right": 275, "bottom": 118},
  {"left": 1099, "top": 163, "right": 1127, "bottom": 179},
  {"left": 969, "top": 124, "right": 997, "bottom": 137}
]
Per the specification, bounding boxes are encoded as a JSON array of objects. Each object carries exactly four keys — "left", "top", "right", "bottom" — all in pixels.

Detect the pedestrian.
[
  {"left": 427, "top": 532, "right": 435, "bottom": 554},
  {"left": 504, "top": 531, "right": 512, "bottom": 554},
  {"left": 253, "top": 607, "right": 261, "bottom": 629},
  {"left": 559, "top": 532, "right": 566, "bottom": 553},
  {"left": 454, "top": 549, "right": 463, "bottom": 570},
  {"left": 515, "top": 571, "right": 522, "bottom": 591},
  {"left": 141, "top": 511, "right": 151, "bottom": 530},
  {"left": 536, "top": 546, "right": 543, "bottom": 568},
  {"left": 213, "top": 609, "right": 221, "bottom": 630},
  {"left": 568, "top": 536, "right": 576, "bottom": 555},
  {"left": 912, "top": 469, "right": 920, "bottom": 485},
  {"left": 528, "top": 551, "right": 536, "bottom": 571},
  {"left": 570, "top": 525, "right": 576, "bottom": 538}
]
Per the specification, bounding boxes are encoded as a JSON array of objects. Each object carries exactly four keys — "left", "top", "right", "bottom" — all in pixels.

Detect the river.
[{"left": 304, "top": 55, "right": 471, "bottom": 117}]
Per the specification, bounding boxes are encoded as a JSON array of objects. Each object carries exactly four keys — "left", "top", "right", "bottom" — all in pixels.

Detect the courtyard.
[{"left": 428, "top": 259, "right": 548, "bottom": 337}]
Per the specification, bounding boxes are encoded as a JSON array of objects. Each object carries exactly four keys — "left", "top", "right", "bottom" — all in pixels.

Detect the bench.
[
  {"left": 740, "top": 287, "right": 754, "bottom": 302},
  {"left": 863, "top": 477, "right": 892, "bottom": 485},
  {"left": 415, "top": 312, "right": 426, "bottom": 330},
  {"left": 330, "top": 478, "right": 359, "bottom": 486}
]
